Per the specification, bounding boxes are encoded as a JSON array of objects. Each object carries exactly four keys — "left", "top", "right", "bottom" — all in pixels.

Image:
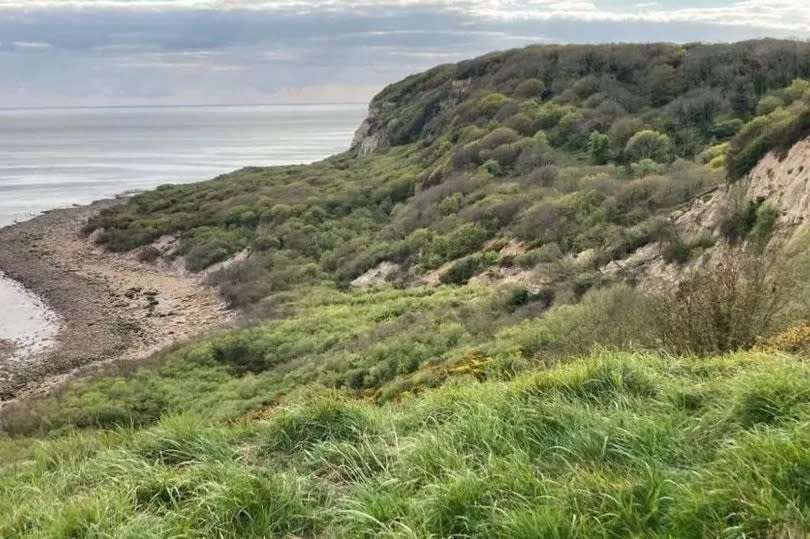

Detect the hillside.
[{"left": 4, "top": 40, "right": 810, "bottom": 537}]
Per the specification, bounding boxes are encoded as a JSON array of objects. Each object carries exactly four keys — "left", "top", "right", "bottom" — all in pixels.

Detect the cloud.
[
  {"left": 0, "top": 1, "right": 806, "bottom": 106},
  {"left": 0, "top": 0, "right": 807, "bottom": 34},
  {"left": 10, "top": 41, "right": 53, "bottom": 49}
]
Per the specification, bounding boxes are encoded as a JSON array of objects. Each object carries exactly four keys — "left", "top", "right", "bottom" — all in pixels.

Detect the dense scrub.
[
  {"left": 83, "top": 40, "right": 810, "bottom": 308},
  {"left": 3, "top": 248, "right": 801, "bottom": 436},
  {"left": 726, "top": 81, "right": 810, "bottom": 180}
]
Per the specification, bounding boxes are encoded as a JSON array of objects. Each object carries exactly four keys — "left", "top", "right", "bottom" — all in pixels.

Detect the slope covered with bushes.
[
  {"left": 83, "top": 40, "right": 810, "bottom": 305},
  {"left": 5, "top": 40, "right": 810, "bottom": 538}
]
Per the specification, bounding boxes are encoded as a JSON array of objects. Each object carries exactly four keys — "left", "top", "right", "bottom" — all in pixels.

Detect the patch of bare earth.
[{"left": 0, "top": 200, "right": 233, "bottom": 404}]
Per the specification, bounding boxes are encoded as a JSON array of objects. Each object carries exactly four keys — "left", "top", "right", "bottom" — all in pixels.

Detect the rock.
[{"left": 350, "top": 262, "right": 400, "bottom": 288}]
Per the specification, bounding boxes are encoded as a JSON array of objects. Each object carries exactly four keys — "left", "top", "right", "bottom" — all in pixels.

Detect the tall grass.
[{"left": 2, "top": 352, "right": 810, "bottom": 537}]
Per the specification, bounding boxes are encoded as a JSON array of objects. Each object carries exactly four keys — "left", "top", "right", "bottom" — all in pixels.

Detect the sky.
[{"left": 0, "top": 1, "right": 808, "bottom": 107}]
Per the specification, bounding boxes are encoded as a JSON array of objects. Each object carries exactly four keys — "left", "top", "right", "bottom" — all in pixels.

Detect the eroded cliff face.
[
  {"left": 350, "top": 77, "right": 474, "bottom": 157},
  {"left": 351, "top": 102, "right": 399, "bottom": 157},
  {"left": 608, "top": 137, "right": 810, "bottom": 291}
]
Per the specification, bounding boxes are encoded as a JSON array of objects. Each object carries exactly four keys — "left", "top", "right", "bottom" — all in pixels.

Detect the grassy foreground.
[{"left": 2, "top": 351, "right": 810, "bottom": 537}]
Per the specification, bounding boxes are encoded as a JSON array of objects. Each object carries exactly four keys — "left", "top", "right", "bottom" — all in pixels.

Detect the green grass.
[{"left": 2, "top": 352, "right": 810, "bottom": 537}]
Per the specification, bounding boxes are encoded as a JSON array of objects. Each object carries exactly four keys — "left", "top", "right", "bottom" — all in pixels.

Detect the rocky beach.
[{"left": 0, "top": 200, "right": 233, "bottom": 403}]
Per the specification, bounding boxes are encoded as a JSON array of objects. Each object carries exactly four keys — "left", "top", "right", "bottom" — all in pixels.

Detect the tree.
[
  {"left": 731, "top": 83, "right": 755, "bottom": 118},
  {"left": 625, "top": 130, "right": 672, "bottom": 163},
  {"left": 556, "top": 110, "right": 589, "bottom": 149},
  {"left": 608, "top": 117, "right": 644, "bottom": 154},
  {"left": 514, "top": 78, "right": 545, "bottom": 98},
  {"left": 588, "top": 131, "right": 611, "bottom": 165},
  {"left": 647, "top": 64, "right": 683, "bottom": 106},
  {"left": 786, "top": 79, "right": 810, "bottom": 102}
]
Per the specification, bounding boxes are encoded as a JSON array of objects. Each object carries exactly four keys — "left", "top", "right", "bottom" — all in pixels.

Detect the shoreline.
[{"left": 0, "top": 200, "right": 233, "bottom": 404}]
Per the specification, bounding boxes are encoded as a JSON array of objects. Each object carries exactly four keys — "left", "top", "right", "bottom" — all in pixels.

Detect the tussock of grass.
[{"left": 3, "top": 352, "right": 810, "bottom": 537}]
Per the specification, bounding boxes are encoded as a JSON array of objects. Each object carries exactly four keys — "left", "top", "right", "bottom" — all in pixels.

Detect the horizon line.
[{"left": 0, "top": 102, "right": 369, "bottom": 112}]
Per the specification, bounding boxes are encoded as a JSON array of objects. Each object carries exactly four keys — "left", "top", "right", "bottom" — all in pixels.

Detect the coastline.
[{"left": 0, "top": 200, "right": 233, "bottom": 404}]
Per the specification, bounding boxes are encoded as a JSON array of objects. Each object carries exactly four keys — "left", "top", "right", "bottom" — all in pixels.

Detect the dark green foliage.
[
  {"left": 507, "top": 287, "right": 530, "bottom": 310},
  {"left": 726, "top": 98, "right": 810, "bottom": 180},
  {"left": 721, "top": 199, "right": 778, "bottom": 247},
  {"left": 661, "top": 238, "right": 692, "bottom": 265},
  {"left": 710, "top": 118, "right": 744, "bottom": 139},
  {"left": 439, "top": 252, "right": 497, "bottom": 285},
  {"left": 588, "top": 131, "right": 611, "bottom": 164}
]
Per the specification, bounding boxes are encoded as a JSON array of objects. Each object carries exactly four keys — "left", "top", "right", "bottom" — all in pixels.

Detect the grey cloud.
[{"left": 0, "top": 3, "right": 807, "bottom": 106}]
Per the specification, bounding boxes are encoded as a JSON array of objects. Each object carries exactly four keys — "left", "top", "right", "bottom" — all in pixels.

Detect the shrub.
[
  {"left": 749, "top": 203, "right": 778, "bottom": 248},
  {"left": 482, "top": 159, "right": 503, "bottom": 176},
  {"left": 185, "top": 243, "right": 231, "bottom": 272},
  {"left": 588, "top": 131, "right": 611, "bottom": 165},
  {"left": 439, "top": 193, "right": 462, "bottom": 215},
  {"left": 629, "top": 158, "right": 666, "bottom": 178},
  {"left": 720, "top": 199, "right": 776, "bottom": 247},
  {"left": 524, "top": 165, "right": 559, "bottom": 186},
  {"left": 477, "top": 93, "right": 511, "bottom": 116},
  {"left": 650, "top": 255, "right": 788, "bottom": 355},
  {"left": 710, "top": 119, "right": 744, "bottom": 139},
  {"left": 137, "top": 246, "right": 161, "bottom": 264},
  {"left": 756, "top": 95, "right": 785, "bottom": 116},
  {"left": 785, "top": 78, "right": 810, "bottom": 101},
  {"left": 515, "top": 243, "right": 562, "bottom": 268},
  {"left": 726, "top": 102, "right": 810, "bottom": 180},
  {"left": 514, "top": 78, "right": 545, "bottom": 98},
  {"left": 609, "top": 117, "right": 644, "bottom": 154},
  {"left": 478, "top": 127, "right": 521, "bottom": 150},
  {"left": 440, "top": 253, "right": 496, "bottom": 285},
  {"left": 661, "top": 238, "right": 692, "bottom": 265},
  {"left": 625, "top": 130, "right": 672, "bottom": 163},
  {"left": 504, "top": 113, "right": 536, "bottom": 136},
  {"left": 514, "top": 142, "right": 554, "bottom": 175},
  {"left": 506, "top": 287, "right": 530, "bottom": 311}
]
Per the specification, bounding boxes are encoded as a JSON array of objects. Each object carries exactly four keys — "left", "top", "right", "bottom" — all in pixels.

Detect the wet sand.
[
  {"left": 0, "top": 271, "right": 60, "bottom": 361},
  {"left": 0, "top": 200, "right": 233, "bottom": 403}
]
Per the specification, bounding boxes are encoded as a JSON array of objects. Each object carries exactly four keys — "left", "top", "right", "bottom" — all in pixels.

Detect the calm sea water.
[{"left": 0, "top": 104, "right": 367, "bottom": 356}]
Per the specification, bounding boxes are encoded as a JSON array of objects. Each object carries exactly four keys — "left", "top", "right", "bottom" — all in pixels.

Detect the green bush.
[
  {"left": 482, "top": 159, "right": 503, "bottom": 176},
  {"left": 185, "top": 243, "right": 231, "bottom": 272},
  {"left": 514, "top": 78, "right": 545, "bottom": 98},
  {"left": 726, "top": 102, "right": 810, "bottom": 180},
  {"left": 661, "top": 238, "right": 692, "bottom": 265},
  {"left": 625, "top": 130, "right": 672, "bottom": 163},
  {"left": 651, "top": 255, "right": 788, "bottom": 355},
  {"left": 588, "top": 131, "right": 611, "bottom": 165},
  {"left": 440, "top": 253, "right": 497, "bottom": 285},
  {"left": 477, "top": 93, "right": 511, "bottom": 116},
  {"left": 720, "top": 199, "right": 777, "bottom": 247}
]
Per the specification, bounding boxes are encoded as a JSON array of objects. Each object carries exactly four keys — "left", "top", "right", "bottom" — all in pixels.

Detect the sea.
[{"left": 0, "top": 103, "right": 367, "bottom": 356}]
